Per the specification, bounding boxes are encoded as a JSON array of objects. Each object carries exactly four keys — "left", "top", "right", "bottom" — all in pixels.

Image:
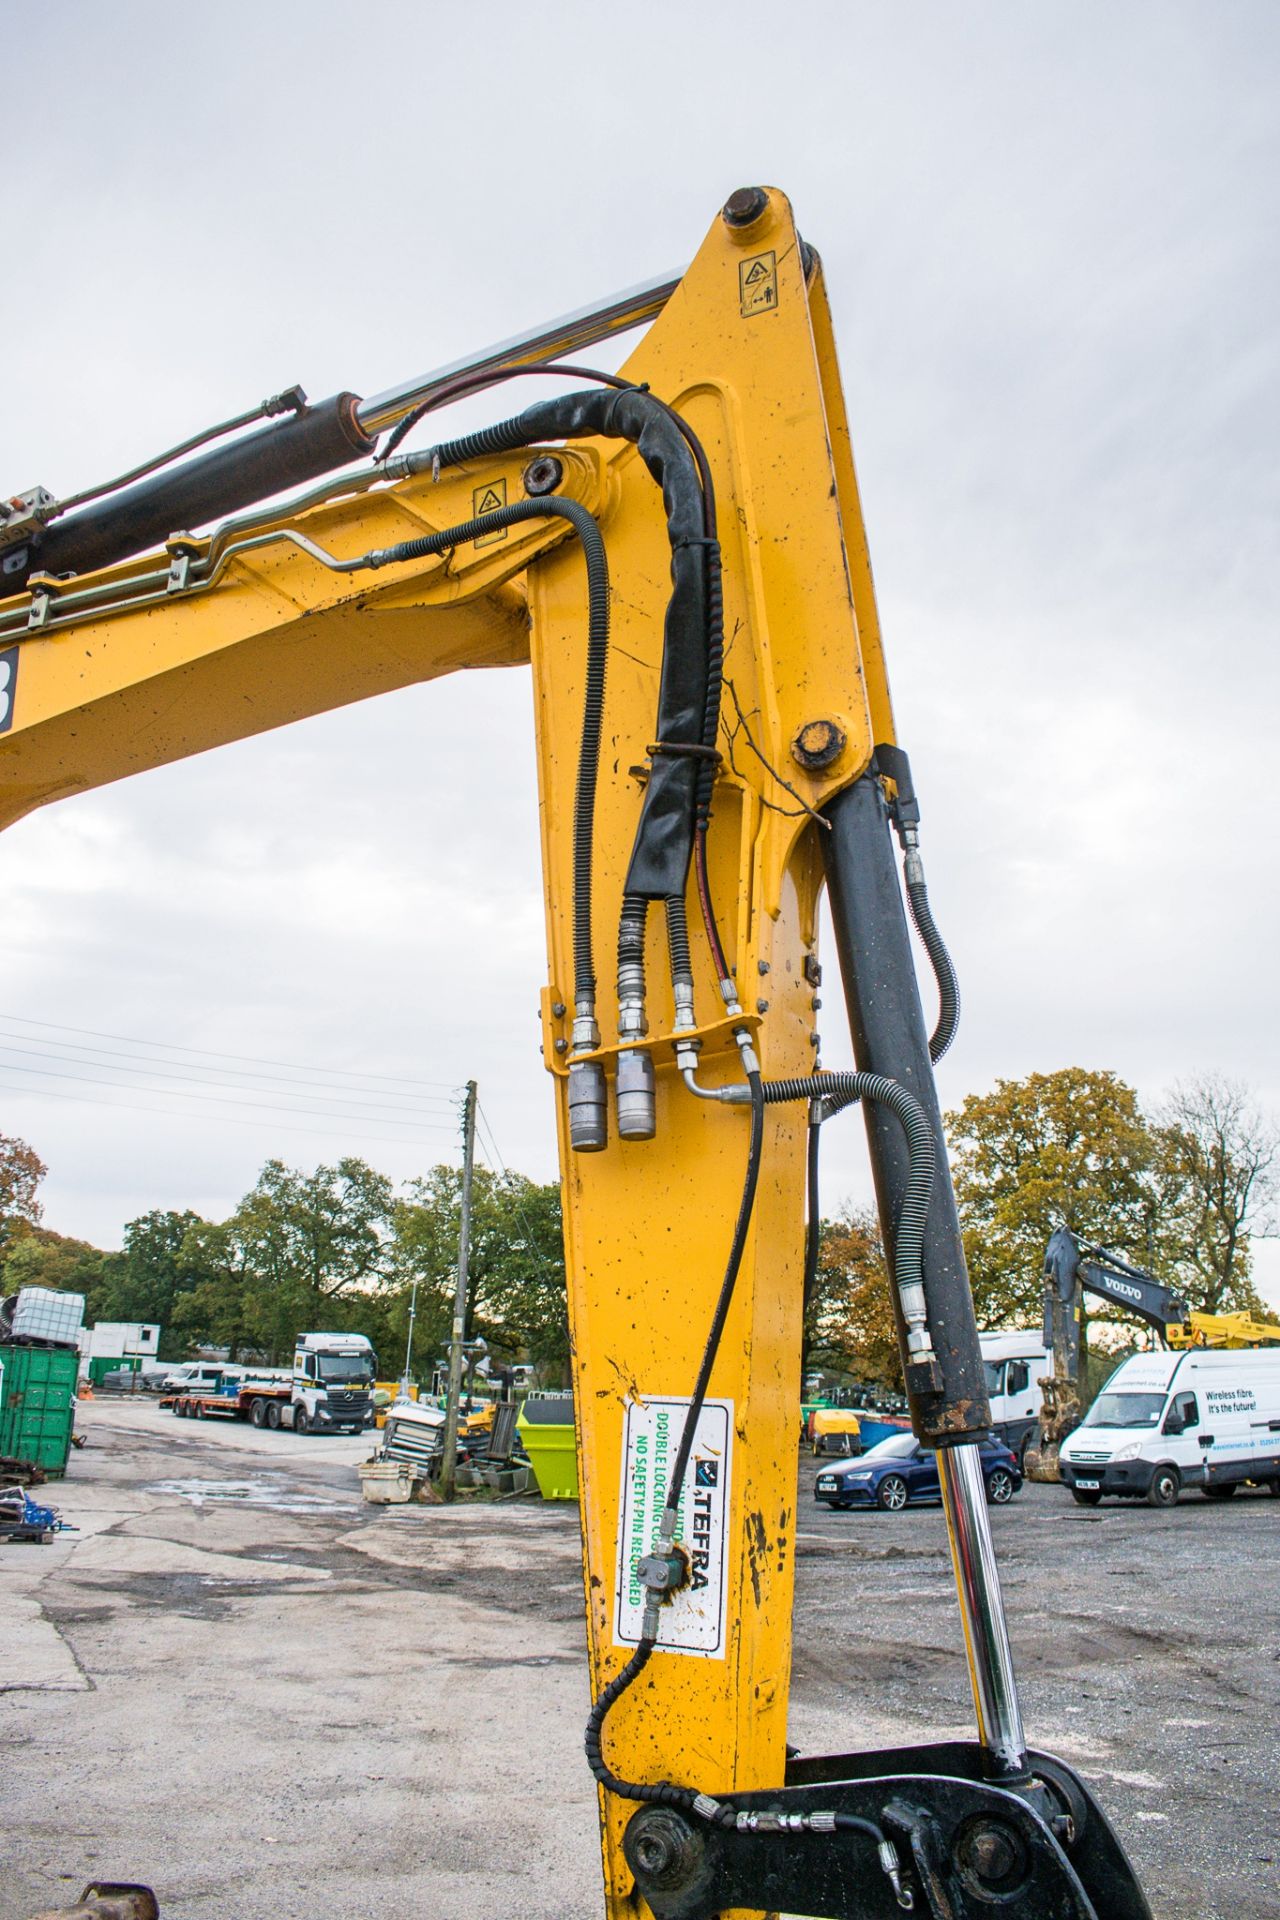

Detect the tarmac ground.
[{"left": 2, "top": 1400, "right": 1277, "bottom": 1920}]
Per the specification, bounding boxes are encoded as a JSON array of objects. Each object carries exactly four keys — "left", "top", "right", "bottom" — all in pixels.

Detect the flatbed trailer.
[{"left": 164, "top": 1379, "right": 368, "bottom": 1434}]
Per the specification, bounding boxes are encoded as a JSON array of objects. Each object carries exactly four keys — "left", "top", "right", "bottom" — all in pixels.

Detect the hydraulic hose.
[
  {"left": 760, "top": 1072, "right": 935, "bottom": 1345},
  {"left": 617, "top": 893, "right": 649, "bottom": 1036},
  {"left": 664, "top": 893, "right": 693, "bottom": 986},
  {"left": 425, "top": 387, "right": 710, "bottom": 907},
  {"left": 396, "top": 361, "right": 732, "bottom": 1009},
  {"left": 585, "top": 1069, "right": 766, "bottom": 1818},
  {"left": 905, "top": 864, "right": 960, "bottom": 1064},
  {"left": 361, "top": 495, "right": 608, "bottom": 1016}
]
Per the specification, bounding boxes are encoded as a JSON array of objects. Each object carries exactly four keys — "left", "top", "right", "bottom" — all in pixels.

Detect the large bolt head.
[
  {"left": 522, "top": 454, "right": 564, "bottom": 497},
  {"left": 722, "top": 186, "right": 770, "bottom": 230},
  {"left": 955, "top": 1816, "right": 1027, "bottom": 1893},
  {"left": 791, "top": 717, "right": 847, "bottom": 771},
  {"left": 623, "top": 1807, "right": 707, "bottom": 1895}
]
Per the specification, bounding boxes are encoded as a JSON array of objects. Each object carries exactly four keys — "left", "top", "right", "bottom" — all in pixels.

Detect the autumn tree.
[
  {"left": 227, "top": 1157, "right": 397, "bottom": 1362},
  {"left": 3, "top": 1227, "right": 109, "bottom": 1316},
  {"left": 806, "top": 1204, "right": 900, "bottom": 1389},
  {"left": 1150, "top": 1075, "right": 1277, "bottom": 1315},
  {"left": 92, "top": 1209, "right": 209, "bottom": 1359},
  {"left": 391, "top": 1165, "right": 568, "bottom": 1382},
  {"left": 0, "top": 1131, "right": 47, "bottom": 1260},
  {"left": 945, "top": 1069, "right": 1157, "bottom": 1325}
]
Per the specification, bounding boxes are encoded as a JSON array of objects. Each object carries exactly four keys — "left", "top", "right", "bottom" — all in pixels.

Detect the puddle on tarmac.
[{"left": 146, "top": 1475, "right": 356, "bottom": 1515}]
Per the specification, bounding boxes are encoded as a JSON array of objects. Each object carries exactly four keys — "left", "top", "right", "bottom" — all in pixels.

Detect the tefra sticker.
[{"left": 615, "top": 1395, "right": 732, "bottom": 1658}]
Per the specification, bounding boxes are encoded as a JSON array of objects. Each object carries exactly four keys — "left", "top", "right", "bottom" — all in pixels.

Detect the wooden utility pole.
[{"left": 438, "top": 1080, "right": 478, "bottom": 1501}]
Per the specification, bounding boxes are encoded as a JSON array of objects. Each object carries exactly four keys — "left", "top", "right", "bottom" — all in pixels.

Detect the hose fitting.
[
  {"left": 616, "top": 1048, "right": 657, "bottom": 1141},
  {"left": 568, "top": 1054, "right": 608, "bottom": 1153}
]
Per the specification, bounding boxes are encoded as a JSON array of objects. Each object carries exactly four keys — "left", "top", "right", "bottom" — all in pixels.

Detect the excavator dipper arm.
[{"left": 1, "top": 189, "right": 1152, "bottom": 1920}]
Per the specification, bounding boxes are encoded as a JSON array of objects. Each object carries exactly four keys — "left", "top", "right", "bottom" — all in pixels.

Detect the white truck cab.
[
  {"left": 1060, "top": 1347, "right": 1280, "bottom": 1508},
  {"left": 979, "top": 1331, "right": 1052, "bottom": 1464},
  {"left": 288, "top": 1331, "right": 376, "bottom": 1434}
]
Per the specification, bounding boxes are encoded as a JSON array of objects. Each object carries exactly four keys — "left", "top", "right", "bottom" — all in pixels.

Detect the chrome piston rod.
[
  {"left": 356, "top": 267, "right": 683, "bottom": 437},
  {"left": 937, "top": 1443, "right": 1029, "bottom": 1780}
]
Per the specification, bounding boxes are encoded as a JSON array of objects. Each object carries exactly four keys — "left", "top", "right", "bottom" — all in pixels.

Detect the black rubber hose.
[
  {"left": 366, "top": 495, "right": 607, "bottom": 1011},
  {"left": 664, "top": 893, "right": 693, "bottom": 985},
  {"left": 427, "top": 387, "right": 708, "bottom": 905},
  {"left": 696, "top": 538, "right": 724, "bottom": 827},
  {"left": 617, "top": 892, "right": 648, "bottom": 1011},
  {"left": 906, "top": 872, "right": 960, "bottom": 1064},
  {"left": 584, "top": 1070, "right": 766, "bottom": 1818},
  {"left": 761, "top": 1072, "right": 935, "bottom": 1319},
  {"left": 666, "top": 1068, "right": 765, "bottom": 1514}
]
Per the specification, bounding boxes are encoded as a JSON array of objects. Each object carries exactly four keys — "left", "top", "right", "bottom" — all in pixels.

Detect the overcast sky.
[{"left": 3, "top": 2, "right": 1277, "bottom": 1307}]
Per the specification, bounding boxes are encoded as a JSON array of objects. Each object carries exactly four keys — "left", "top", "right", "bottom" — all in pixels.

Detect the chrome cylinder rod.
[
  {"left": 937, "top": 1442, "right": 1029, "bottom": 1779},
  {"left": 357, "top": 267, "right": 683, "bottom": 437}
]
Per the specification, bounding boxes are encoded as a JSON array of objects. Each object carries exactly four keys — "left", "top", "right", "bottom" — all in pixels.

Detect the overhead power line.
[
  {"left": 0, "top": 1035, "right": 458, "bottom": 1118},
  {"left": 0, "top": 1012, "right": 462, "bottom": 1092},
  {"left": 0, "top": 1075, "right": 458, "bottom": 1150}
]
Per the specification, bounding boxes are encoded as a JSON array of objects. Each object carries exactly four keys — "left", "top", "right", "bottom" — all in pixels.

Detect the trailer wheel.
[
  {"left": 266, "top": 1402, "right": 282, "bottom": 1430},
  {"left": 1146, "top": 1465, "right": 1180, "bottom": 1508},
  {"left": 250, "top": 1398, "right": 268, "bottom": 1428},
  {"left": 195, "top": 1402, "right": 207, "bottom": 1419},
  {"left": 1071, "top": 1489, "right": 1102, "bottom": 1507}
]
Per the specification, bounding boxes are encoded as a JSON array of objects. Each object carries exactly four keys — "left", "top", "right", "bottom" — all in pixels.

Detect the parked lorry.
[
  {"left": 1059, "top": 1347, "right": 1280, "bottom": 1507},
  {"left": 980, "top": 1330, "right": 1053, "bottom": 1465},
  {"left": 168, "top": 1332, "right": 375, "bottom": 1434}
]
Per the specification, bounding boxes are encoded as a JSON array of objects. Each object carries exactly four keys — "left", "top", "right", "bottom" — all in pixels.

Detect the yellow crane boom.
[{"left": 1, "top": 188, "right": 1155, "bottom": 1920}]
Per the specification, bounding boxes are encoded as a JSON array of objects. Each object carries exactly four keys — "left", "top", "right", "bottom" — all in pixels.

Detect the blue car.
[{"left": 814, "top": 1431, "right": 1022, "bottom": 1512}]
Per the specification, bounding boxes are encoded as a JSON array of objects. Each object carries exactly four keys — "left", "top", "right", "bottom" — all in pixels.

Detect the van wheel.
[
  {"left": 266, "top": 1402, "right": 282, "bottom": 1430},
  {"left": 250, "top": 1398, "right": 268, "bottom": 1428},
  {"left": 1146, "top": 1466, "right": 1180, "bottom": 1508},
  {"left": 1071, "top": 1489, "right": 1102, "bottom": 1507},
  {"left": 1202, "top": 1483, "right": 1236, "bottom": 1500}
]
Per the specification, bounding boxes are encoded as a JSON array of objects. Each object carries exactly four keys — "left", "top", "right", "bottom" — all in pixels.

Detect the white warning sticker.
[{"left": 615, "top": 1396, "right": 732, "bottom": 1659}]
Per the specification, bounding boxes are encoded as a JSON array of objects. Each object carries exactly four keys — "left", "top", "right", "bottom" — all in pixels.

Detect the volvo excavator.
[
  {"left": 2, "top": 188, "right": 1159, "bottom": 1920},
  {"left": 1028, "top": 1225, "right": 1280, "bottom": 1480}
]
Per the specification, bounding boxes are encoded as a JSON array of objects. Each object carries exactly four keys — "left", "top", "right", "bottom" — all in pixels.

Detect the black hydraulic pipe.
[
  {"left": 14, "top": 394, "right": 374, "bottom": 586},
  {"left": 821, "top": 770, "right": 990, "bottom": 1445}
]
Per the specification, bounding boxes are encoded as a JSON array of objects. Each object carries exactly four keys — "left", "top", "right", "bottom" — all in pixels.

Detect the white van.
[
  {"left": 980, "top": 1331, "right": 1052, "bottom": 1464},
  {"left": 1059, "top": 1348, "right": 1280, "bottom": 1508}
]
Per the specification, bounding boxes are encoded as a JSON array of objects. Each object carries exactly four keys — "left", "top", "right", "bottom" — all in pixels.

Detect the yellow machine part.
[
  {"left": 1167, "top": 1310, "right": 1280, "bottom": 1349},
  {"left": 0, "top": 189, "right": 896, "bottom": 1916}
]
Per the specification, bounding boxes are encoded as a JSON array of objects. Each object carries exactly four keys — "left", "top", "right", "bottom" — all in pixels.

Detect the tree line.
[
  {"left": 805, "top": 1068, "right": 1277, "bottom": 1386},
  {"left": 0, "top": 1147, "right": 569, "bottom": 1382},
  {"left": 3, "top": 1067, "right": 1275, "bottom": 1392}
]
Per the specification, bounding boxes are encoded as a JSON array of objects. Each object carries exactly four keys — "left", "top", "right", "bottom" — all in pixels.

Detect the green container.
[
  {"left": 88, "top": 1354, "right": 142, "bottom": 1386},
  {"left": 0, "top": 1344, "right": 79, "bottom": 1477},
  {"left": 517, "top": 1396, "right": 578, "bottom": 1500}
]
